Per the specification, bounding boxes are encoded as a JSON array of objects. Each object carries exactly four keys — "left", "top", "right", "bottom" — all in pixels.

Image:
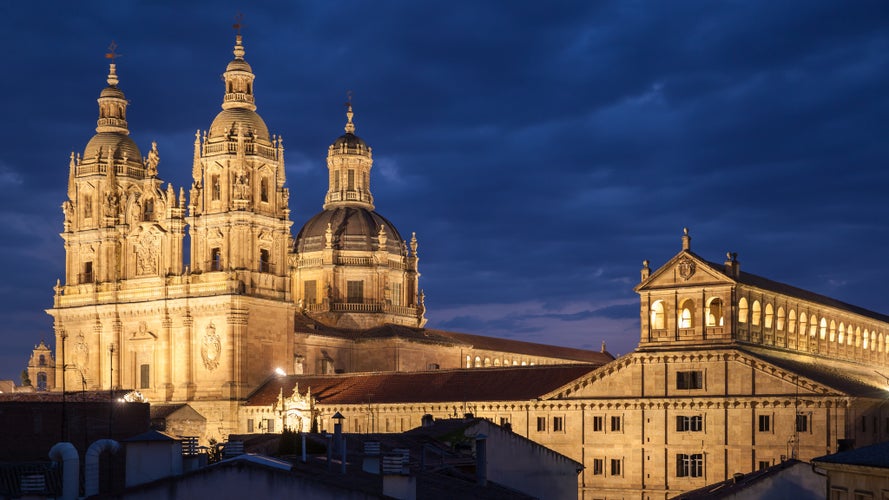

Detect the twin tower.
[{"left": 49, "top": 35, "right": 425, "bottom": 402}]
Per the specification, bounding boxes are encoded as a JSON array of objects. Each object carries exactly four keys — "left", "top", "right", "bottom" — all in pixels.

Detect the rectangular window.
[
  {"left": 391, "top": 282, "right": 402, "bottom": 306},
  {"left": 211, "top": 175, "right": 221, "bottom": 201},
  {"left": 347, "top": 280, "right": 364, "bottom": 303},
  {"left": 677, "top": 454, "right": 704, "bottom": 477},
  {"left": 247, "top": 419, "right": 254, "bottom": 433},
  {"left": 536, "top": 416, "right": 547, "bottom": 432},
  {"left": 759, "top": 415, "right": 771, "bottom": 432},
  {"left": 266, "top": 419, "right": 275, "bottom": 433},
  {"left": 676, "top": 371, "right": 703, "bottom": 390},
  {"left": 553, "top": 417, "right": 564, "bottom": 432},
  {"left": 677, "top": 415, "right": 703, "bottom": 432},
  {"left": 304, "top": 280, "right": 317, "bottom": 305},
  {"left": 611, "top": 416, "right": 622, "bottom": 432},
  {"left": 610, "top": 459, "right": 622, "bottom": 476},
  {"left": 759, "top": 460, "right": 771, "bottom": 471},
  {"left": 348, "top": 169, "right": 355, "bottom": 190},
  {"left": 593, "top": 416, "right": 604, "bottom": 432},
  {"left": 260, "top": 178, "right": 269, "bottom": 203},
  {"left": 796, "top": 414, "right": 809, "bottom": 433},
  {"left": 140, "top": 364, "right": 150, "bottom": 389},
  {"left": 830, "top": 488, "right": 848, "bottom": 500},
  {"left": 592, "top": 458, "right": 604, "bottom": 475}
]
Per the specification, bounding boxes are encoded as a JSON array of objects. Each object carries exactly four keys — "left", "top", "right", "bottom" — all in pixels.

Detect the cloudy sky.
[{"left": 1, "top": 1, "right": 887, "bottom": 381}]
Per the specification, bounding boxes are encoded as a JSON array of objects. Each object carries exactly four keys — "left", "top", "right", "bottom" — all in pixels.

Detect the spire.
[
  {"left": 107, "top": 63, "right": 119, "bottom": 87},
  {"left": 323, "top": 95, "right": 375, "bottom": 210}
]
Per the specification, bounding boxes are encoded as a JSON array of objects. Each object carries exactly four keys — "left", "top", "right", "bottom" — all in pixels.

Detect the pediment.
[{"left": 636, "top": 251, "right": 735, "bottom": 292}]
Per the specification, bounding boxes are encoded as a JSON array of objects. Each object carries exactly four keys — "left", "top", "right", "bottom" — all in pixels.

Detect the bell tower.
[
  {"left": 60, "top": 52, "right": 185, "bottom": 286},
  {"left": 187, "top": 34, "right": 292, "bottom": 287}
]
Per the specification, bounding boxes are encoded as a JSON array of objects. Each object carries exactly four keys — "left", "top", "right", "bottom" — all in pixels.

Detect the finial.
[
  {"left": 410, "top": 232, "right": 418, "bottom": 255},
  {"left": 344, "top": 91, "right": 355, "bottom": 134},
  {"left": 105, "top": 41, "right": 121, "bottom": 86},
  {"left": 681, "top": 227, "right": 691, "bottom": 251},
  {"left": 232, "top": 13, "right": 246, "bottom": 59}
]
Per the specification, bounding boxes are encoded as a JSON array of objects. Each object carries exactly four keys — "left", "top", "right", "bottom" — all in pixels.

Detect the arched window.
[
  {"left": 474, "top": 356, "right": 481, "bottom": 368},
  {"left": 679, "top": 299, "right": 695, "bottom": 329},
  {"left": 810, "top": 317, "right": 817, "bottom": 337},
  {"left": 143, "top": 198, "right": 154, "bottom": 221},
  {"left": 466, "top": 355, "right": 471, "bottom": 368},
  {"left": 706, "top": 298, "right": 724, "bottom": 327},
  {"left": 37, "top": 372, "right": 47, "bottom": 391},
  {"left": 752, "top": 301, "right": 761, "bottom": 326},
  {"left": 777, "top": 307, "right": 786, "bottom": 331},
  {"left": 512, "top": 360, "right": 518, "bottom": 366},
  {"left": 829, "top": 320, "right": 836, "bottom": 342},
  {"left": 856, "top": 327, "right": 862, "bottom": 347},
  {"left": 494, "top": 358, "right": 501, "bottom": 366},
  {"left": 788, "top": 310, "right": 796, "bottom": 333},
  {"left": 819, "top": 318, "right": 827, "bottom": 340},
  {"left": 483, "top": 357, "right": 491, "bottom": 367},
  {"left": 863, "top": 330, "right": 870, "bottom": 350},
  {"left": 38, "top": 354, "right": 46, "bottom": 366},
  {"left": 738, "top": 298, "right": 749, "bottom": 324},
  {"left": 650, "top": 301, "right": 666, "bottom": 330},
  {"left": 799, "top": 313, "right": 808, "bottom": 337},
  {"left": 260, "top": 177, "right": 269, "bottom": 203},
  {"left": 838, "top": 323, "right": 845, "bottom": 344},
  {"left": 521, "top": 361, "right": 528, "bottom": 366},
  {"left": 764, "top": 304, "right": 774, "bottom": 328}
]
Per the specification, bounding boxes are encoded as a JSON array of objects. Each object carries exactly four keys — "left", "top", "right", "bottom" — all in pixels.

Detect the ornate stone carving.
[
  {"left": 74, "top": 333, "right": 89, "bottom": 375},
  {"left": 678, "top": 256, "right": 696, "bottom": 280},
  {"left": 201, "top": 322, "right": 221, "bottom": 371}
]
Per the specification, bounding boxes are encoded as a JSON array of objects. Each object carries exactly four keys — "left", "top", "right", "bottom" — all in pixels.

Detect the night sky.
[{"left": 2, "top": 2, "right": 887, "bottom": 382}]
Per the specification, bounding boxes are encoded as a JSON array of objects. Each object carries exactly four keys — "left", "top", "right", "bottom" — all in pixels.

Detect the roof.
[
  {"left": 294, "top": 206, "right": 404, "bottom": 253},
  {"left": 244, "top": 364, "right": 599, "bottom": 406},
  {"left": 814, "top": 440, "right": 889, "bottom": 468},
  {"left": 674, "top": 459, "right": 816, "bottom": 499},
  {"left": 149, "top": 403, "right": 206, "bottom": 422},
  {"left": 702, "top": 259, "right": 889, "bottom": 324},
  {"left": 123, "top": 429, "right": 180, "bottom": 442},
  {"left": 738, "top": 345, "right": 888, "bottom": 398},
  {"left": 293, "top": 321, "right": 614, "bottom": 365}
]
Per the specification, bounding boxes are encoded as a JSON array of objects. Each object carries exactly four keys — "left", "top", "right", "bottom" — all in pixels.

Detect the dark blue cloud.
[{"left": 0, "top": 1, "right": 887, "bottom": 380}]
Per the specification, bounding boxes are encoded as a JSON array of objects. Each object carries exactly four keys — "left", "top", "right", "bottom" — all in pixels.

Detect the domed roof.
[
  {"left": 226, "top": 58, "right": 253, "bottom": 73},
  {"left": 332, "top": 132, "right": 367, "bottom": 149},
  {"left": 295, "top": 206, "right": 404, "bottom": 253},
  {"left": 208, "top": 108, "right": 270, "bottom": 142},
  {"left": 99, "top": 86, "right": 125, "bottom": 99},
  {"left": 83, "top": 132, "right": 142, "bottom": 162}
]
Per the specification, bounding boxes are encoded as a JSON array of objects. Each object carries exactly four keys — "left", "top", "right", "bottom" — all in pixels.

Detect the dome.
[
  {"left": 99, "top": 86, "right": 125, "bottom": 99},
  {"left": 208, "top": 108, "right": 270, "bottom": 142},
  {"left": 332, "top": 132, "right": 367, "bottom": 149},
  {"left": 295, "top": 207, "right": 404, "bottom": 253},
  {"left": 226, "top": 58, "right": 253, "bottom": 73},
  {"left": 83, "top": 132, "right": 142, "bottom": 162}
]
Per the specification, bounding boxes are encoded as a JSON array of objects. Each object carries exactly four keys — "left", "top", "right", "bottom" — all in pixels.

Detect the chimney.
[
  {"left": 476, "top": 434, "right": 488, "bottom": 487},
  {"left": 363, "top": 441, "right": 381, "bottom": 474},
  {"left": 421, "top": 414, "right": 434, "bottom": 427},
  {"left": 48, "top": 442, "right": 78, "bottom": 500},
  {"left": 382, "top": 451, "right": 416, "bottom": 500},
  {"left": 724, "top": 252, "right": 740, "bottom": 278}
]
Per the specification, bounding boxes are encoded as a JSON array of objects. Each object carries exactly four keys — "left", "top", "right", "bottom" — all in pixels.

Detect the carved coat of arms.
[
  {"left": 678, "top": 256, "right": 696, "bottom": 280},
  {"left": 201, "top": 322, "right": 221, "bottom": 370}
]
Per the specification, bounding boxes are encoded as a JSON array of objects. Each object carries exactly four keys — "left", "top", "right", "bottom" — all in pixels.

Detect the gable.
[
  {"left": 542, "top": 349, "right": 852, "bottom": 401},
  {"left": 636, "top": 251, "right": 735, "bottom": 292}
]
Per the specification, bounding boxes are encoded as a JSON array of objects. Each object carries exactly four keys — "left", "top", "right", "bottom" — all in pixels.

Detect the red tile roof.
[{"left": 245, "top": 365, "right": 599, "bottom": 406}]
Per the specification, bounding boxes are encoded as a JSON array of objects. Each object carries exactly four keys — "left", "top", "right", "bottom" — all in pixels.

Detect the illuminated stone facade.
[
  {"left": 44, "top": 35, "right": 606, "bottom": 441},
  {"left": 245, "top": 231, "right": 889, "bottom": 499}
]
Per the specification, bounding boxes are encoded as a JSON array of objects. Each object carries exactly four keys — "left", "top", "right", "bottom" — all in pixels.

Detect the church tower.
[
  {"left": 60, "top": 59, "right": 185, "bottom": 286},
  {"left": 292, "top": 102, "right": 425, "bottom": 329},
  {"left": 187, "top": 34, "right": 292, "bottom": 289}
]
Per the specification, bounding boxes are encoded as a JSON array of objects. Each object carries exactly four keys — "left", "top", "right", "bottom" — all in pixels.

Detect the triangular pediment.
[
  {"left": 542, "top": 349, "right": 858, "bottom": 401},
  {"left": 636, "top": 251, "right": 735, "bottom": 292}
]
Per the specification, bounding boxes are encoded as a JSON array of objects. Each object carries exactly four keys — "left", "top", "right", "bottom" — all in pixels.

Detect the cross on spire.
[
  {"left": 233, "top": 13, "right": 245, "bottom": 35},
  {"left": 105, "top": 40, "right": 120, "bottom": 61}
]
